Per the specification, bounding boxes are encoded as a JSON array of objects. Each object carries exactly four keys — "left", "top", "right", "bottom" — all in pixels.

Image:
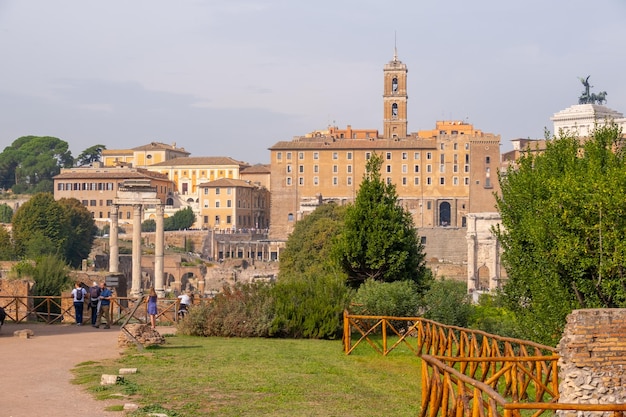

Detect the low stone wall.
[
  {"left": 0, "top": 278, "right": 34, "bottom": 322},
  {"left": 557, "top": 309, "right": 626, "bottom": 417}
]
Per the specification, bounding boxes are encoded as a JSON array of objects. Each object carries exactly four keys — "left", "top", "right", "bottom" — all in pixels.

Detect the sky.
[{"left": 1, "top": 0, "right": 625, "bottom": 165}]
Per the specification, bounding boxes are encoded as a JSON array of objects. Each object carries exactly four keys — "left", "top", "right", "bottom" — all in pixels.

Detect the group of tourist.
[
  {"left": 71, "top": 282, "right": 192, "bottom": 330},
  {"left": 71, "top": 281, "right": 113, "bottom": 328}
]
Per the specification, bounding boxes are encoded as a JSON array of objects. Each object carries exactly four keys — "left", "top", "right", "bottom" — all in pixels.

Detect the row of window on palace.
[
  {"left": 285, "top": 176, "right": 477, "bottom": 186},
  {"left": 275, "top": 146, "right": 481, "bottom": 162},
  {"left": 201, "top": 199, "right": 266, "bottom": 209},
  {"left": 173, "top": 170, "right": 234, "bottom": 178},
  {"left": 56, "top": 182, "right": 170, "bottom": 194},
  {"left": 285, "top": 163, "right": 476, "bottom": 175},
  {"left": 202, "top": 215, "right": 253, "bottom": 227}
]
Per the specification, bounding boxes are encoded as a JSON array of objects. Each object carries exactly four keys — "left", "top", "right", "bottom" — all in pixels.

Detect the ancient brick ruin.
[{"left": 557, "top": 309, "right": 626, "bottom": 417}]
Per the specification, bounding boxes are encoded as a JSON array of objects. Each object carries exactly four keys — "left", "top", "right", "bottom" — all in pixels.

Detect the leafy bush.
[
  {"left": 351, "top": 279, "right": 421, "bottom": 317},
  {"left": 9, "top": 255, "right": 71, "bottom": 296},
  {"left": 177, "top": 283, "right": 274, "bottom": 337},
  {"left": 270, "top": 272, "right": 352, "bottom": 339},
  {"left": 469, "top": 292, "right": 521, "bottom": 339},
  {"left": 177, "top": 301, "right": 213, "bottom": 337},
  {"left": 421, "top": 278, "right": 473, "bottom": 327}
]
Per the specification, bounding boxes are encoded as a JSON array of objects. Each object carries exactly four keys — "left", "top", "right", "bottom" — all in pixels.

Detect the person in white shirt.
[{"left": 177, "top": 291, "right": 192, "bottom": 318}]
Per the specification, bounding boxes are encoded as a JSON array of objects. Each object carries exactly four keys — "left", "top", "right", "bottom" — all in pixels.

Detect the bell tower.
[{"left": 383, "top": 47, "right": 408, "bottom": 139}]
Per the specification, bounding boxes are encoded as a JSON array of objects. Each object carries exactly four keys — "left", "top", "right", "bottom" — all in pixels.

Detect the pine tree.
[{"left": 334, "top": 153, "right": 429, "bottom": 290}]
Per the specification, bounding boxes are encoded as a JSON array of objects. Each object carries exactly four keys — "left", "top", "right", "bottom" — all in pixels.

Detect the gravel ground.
[{"left": 0, "top": 322, "right": 175, "bottom": 417}]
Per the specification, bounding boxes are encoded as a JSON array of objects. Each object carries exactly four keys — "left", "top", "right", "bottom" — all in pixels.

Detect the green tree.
[
  {"left": 0, "top": 136, "right": 73, "bottom": 193},
  {"left": 75, "top": 144, "right": 106, "bottom": 167},
  {"left": 334, "top": 152, "right": 428, "bottom": 289},
  {"left": 12, "top": 193, "right": 67, "bottom": 258},
  {"left": 11, "top": 193, "right": 96, "bottom": 268},
  {"left": 495, "top": 123, "right": 626, "bottom": 345},
  {"left": 142, "top": 219, "right": 156, "bottom": 232},
  {"left": 58, "top": 198, "right": 97, "bottom": 268},
  {"left": 0, "top": 203, "right": 13, "bottom": 223},
  {"left": 164, "top": 206, "right": 196, "bottom": 231},
  {"left": 0, "top": 225, "right": 15, "bottom": 260},
  {"left": 274, "top": 203, "right": 352, "bottom": 339},
  {"left": 279, "top": 203, "right": 346, "bottom": 278}
]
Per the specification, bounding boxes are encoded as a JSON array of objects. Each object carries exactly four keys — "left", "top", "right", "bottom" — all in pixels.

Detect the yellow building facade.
[
  {"left": 147, "top": 156, "right": 250, "bottom": 199},
  {"left": 198, "top": 178, "right": 270, "bottom": 231},
  {"left": 102, "top": 142, "right": 190, "bottom": 168}
]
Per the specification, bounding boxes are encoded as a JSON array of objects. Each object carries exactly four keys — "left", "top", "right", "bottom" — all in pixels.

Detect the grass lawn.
[{"left": 73, "top": 334, "right": 423, "bottom": 416}]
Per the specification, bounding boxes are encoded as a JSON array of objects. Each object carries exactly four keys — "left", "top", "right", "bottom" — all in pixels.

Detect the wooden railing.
[
  {"left": 0, "top": 295, "right": 190, "bottom": 325},
  {"left": 420, "top": 354, "right": 626, "bottom": 417},
  {"left": 342, "top": 311, "right": 556, "bottom": 359},
  {"left": 343, "top": 313, "right": 626, "bottom": 417}
]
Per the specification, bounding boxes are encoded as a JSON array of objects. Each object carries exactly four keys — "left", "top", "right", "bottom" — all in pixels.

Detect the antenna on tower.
[{"left": 393, "top": 30, "right": 398, "bottom": 61}]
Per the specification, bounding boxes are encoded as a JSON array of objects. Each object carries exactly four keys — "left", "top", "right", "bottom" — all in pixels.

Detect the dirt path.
[{"left": 0, "top": 322, "right": 174, "bottom": 417}]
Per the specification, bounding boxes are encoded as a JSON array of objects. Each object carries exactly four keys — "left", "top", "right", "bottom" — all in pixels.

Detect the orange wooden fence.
[
  {"left": 342, "top": 311, "right": 626, "bottom": 417},
  {"left": 0, "top": 295, "right": 189, "bottom": 325}
]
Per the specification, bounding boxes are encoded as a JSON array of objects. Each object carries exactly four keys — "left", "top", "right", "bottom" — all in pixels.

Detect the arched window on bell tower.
[
  {"left": 392, "top": 77, "right": 398, "bottom": 92},
  {"left": 392, "top": 103, "right": 398, "bottom": 118}
]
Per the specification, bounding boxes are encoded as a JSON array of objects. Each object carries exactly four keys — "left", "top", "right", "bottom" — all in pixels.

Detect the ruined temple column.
[
  {"left": 131, "top": 204, "right": 143, "bottom": 296},
  {"left": 109, "top": 204, "right": 119, "bottom": 273},
  {"left": 154, "top": 204, "right": 165, "bottom": 296},
  {"left": 466, "top": 236, "right": 477, "bottom": 292}
]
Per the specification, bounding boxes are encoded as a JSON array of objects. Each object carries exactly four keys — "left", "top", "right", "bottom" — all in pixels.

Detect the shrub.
[
  {"left": 421, "top": 278, "right": 473, "bottom": 327},
  {"left": 469, "top": 292, "right": 521, "bottom": 339},
  {"left": 351, "top": 279, "right": 421, "bottom": 317},
  {"left": 9, "top": 255, "right": 71, "bottom": 297},
  {"left": 270, "top": 272, "right": 352, "bottom": 339},
  {"left": 177, "top": 301, "right": 213, "bottom": 337},
  {"left": 177, "top": 283, "right": 274, "bottom": 337}
]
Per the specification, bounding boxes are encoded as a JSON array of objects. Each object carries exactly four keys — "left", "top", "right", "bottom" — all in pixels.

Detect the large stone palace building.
[{"left": 268, "top": 50, "right": 502, "bottom": 241}]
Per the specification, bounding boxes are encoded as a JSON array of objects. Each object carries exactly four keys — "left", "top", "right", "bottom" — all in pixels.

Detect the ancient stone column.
[
  {"left": 131, "top": 204, "right": 143, "bottom": 296},
  {"left": 466, "top": 231, "right": 477, "bottom": 292},
  {"left": 154, "top": 204, "right": 165, "bottom": 296},
  {"left": 109, "top": 204, "right": 119, "bottom": 273}
]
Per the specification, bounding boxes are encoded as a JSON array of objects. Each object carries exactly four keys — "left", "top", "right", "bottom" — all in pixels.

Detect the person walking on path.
[
  {"left": 95, "top": 282, "right": 112, "bottom": 329},
  {"left": 147, "top": 288, "right": 158, "bottom": 329},
  {"left": 88, "top": 281, "right": 101, "bottom": 326},
  {"left": 71, "top": 281, "right": 87, "bottom": 325}
]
